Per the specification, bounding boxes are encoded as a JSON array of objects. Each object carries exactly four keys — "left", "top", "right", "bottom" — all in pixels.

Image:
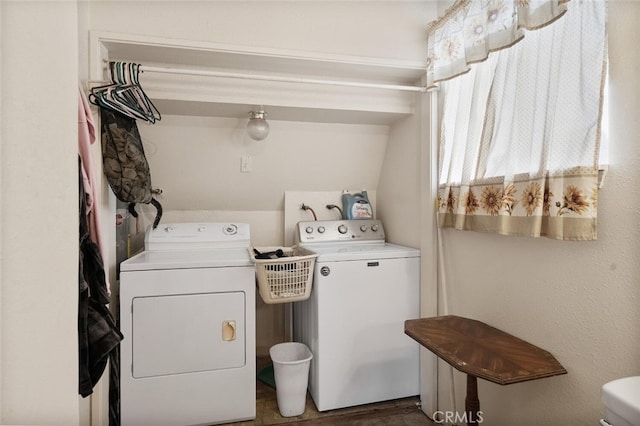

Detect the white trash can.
[{"left": 269, "top": 342, "right": 313, "bottom": 417}]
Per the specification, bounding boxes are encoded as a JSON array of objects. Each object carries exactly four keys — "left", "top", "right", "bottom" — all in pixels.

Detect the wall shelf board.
[
  {"left": 90, "top": 31, "right": 426, "bottom": 125},
  {"left": 152, "top": 99, "right": 408, "bottom": 125}
]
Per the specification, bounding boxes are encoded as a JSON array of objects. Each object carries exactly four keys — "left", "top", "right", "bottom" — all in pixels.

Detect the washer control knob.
[
  {"left": 360, "top": 225, "right": 368, "bottom": 232},
  {"left": 223, "top": 224, "right": 238, "bottom": 235},
  {"left": 305, "top": 226, "right": 314, "bottom": 234},
  {"left": 371, "top": 224, "right": 379, "bottom": 232},
  {"left": 318, "top": 226, "right": 325, "bottom": 233},
  {"left": 338, "top": 224, "right": 348, "bottom": 234}
]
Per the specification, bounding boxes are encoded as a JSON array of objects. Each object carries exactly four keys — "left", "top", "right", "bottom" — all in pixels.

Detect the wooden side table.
[{"left": 405, "top": 315, "right": 567, "bottom": 424}]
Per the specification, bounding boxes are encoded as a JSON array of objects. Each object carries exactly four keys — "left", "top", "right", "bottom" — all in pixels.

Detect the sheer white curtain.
[{"left": 435, "top": 0, "right": 607, "bottom": 240}]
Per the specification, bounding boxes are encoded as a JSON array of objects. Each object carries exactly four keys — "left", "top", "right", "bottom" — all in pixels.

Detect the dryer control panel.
[
  {"left": 145, "top": 222, "right": 251, "bottom": 251},
  {"left": 296, "top": 219, "right": 385, "bottom": 244}
]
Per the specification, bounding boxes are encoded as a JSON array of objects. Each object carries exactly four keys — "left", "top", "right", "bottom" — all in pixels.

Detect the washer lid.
[
  {"left": 120, "top": 248, "right": 253, "bottom": 271},
  {"left": 306, "top": 242, "right": 420, "bottom": 262}
]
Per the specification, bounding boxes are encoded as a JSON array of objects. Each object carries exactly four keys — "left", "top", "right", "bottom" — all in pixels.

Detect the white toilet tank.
[{"left": 602, "top": 376, "right": 640, "bottom": 426}]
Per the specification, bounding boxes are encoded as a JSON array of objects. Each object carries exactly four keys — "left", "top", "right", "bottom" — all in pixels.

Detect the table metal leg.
[{"left": 465, "top": 375, "right": 480, "bottom": 425}]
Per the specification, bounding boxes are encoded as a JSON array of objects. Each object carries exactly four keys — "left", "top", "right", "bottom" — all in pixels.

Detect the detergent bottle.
[{"left": 342, "top": 190, "right": 373, "bottom": 220}]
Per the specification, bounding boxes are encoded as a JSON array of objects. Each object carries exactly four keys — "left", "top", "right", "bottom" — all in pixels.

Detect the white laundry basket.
[
  {"left": 269, "top": 342, "right": 313, "bottom": 417},
  {"left": 250, "top": 246, "right": 318, "bottom": 304}
]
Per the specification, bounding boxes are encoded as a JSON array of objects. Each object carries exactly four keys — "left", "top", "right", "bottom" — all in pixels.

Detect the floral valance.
[{"left": 426, "top": 0, "right": 570, "bottom": 88}]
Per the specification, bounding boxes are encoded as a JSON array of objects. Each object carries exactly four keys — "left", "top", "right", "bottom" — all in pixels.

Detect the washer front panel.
[
  {"left": 293, "top": 219, "right": 420, "bottom": 411},
  {"left": 294, "top": 255, "right": 420, "bottom": 411}
]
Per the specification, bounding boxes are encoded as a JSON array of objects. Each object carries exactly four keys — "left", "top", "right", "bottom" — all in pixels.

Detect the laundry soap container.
[
  {"left": 270, "top": 342, "right": 313, "bottom": 417},
  {"left": 342, "top": 190, "right": 373, "bottom": 219},
  {"left": 601, "top": 376, "right": 640, "bottom": 426}
]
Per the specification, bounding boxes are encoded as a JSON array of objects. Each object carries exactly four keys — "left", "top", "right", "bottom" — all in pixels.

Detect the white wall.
[
  {"left": 0, "top": 1, "right": 80, "bottom": 425},
  {"left": 433, "top": 1, "right": 640, "bottom": 424},
  {"left": 136, "top": 115, "right": 389, "bottom": 246},
  {"left": 87, "top": 1, "right": 431, "bottom": 63},
  {"left": 377, "top": 87, "right": 440, "bottom": 415},
  {"left": 377, "top": 109, "right": 422, "bottom": 248},
  {"left": 139, "top": 116, "right": 389, "bottom": 213}
]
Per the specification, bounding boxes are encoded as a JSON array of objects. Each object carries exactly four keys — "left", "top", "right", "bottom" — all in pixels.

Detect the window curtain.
[
  {"left": 427, "top": 0, "right": 570, "bottom": 88},
  {"left": 434, "top": 0, "right": 607, "bottom": 240}
]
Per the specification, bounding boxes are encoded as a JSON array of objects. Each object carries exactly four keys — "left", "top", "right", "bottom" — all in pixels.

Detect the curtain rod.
[{"left": 139, "top": 64, "right": 428, "bottom": 93}]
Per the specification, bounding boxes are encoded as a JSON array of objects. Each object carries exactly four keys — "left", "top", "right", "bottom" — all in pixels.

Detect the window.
[{"left": 432, "top": 0, "right": 607, "bottom": 240}]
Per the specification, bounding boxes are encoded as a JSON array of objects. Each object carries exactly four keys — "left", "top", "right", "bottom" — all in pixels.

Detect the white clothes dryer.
[
  {"left": 119, "top": 222, "right": 255, "bottom": 426},
  {"left": 293, "top": 219, "right": 420, "bottom": 412}
]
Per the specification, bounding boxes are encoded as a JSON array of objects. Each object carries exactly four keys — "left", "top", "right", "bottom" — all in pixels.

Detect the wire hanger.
[{"left": 88, "top": 62, "right": 161, "bottom": 123}]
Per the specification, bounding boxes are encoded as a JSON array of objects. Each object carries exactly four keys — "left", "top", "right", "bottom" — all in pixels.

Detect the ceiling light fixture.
[{"left": 246, "top": 110, "right": 270, "bottom": 141}]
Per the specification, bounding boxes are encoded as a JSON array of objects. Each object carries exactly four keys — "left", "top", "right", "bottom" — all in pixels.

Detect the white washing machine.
[
  {"left": 293, "top": 219, "right": 420, "bottom": 411},
  {"left": 119, "top": 222, "right": 255, "bottom": 426}
]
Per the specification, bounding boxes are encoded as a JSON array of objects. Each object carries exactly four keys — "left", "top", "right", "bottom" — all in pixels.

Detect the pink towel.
[{"left": 78, "top": 85, "right": 106, "bottom": 283}]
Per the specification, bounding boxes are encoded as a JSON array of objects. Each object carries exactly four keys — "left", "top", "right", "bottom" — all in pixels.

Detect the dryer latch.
[{"left": 222, "top": 320, "right": 236, "bottom": 341}]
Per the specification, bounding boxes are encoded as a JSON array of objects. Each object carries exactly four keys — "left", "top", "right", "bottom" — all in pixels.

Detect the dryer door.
[{"left": 132, "top": 291, "right": 245, "bottom": 378}]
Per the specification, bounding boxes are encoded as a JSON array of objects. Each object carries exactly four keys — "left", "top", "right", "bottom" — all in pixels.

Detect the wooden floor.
[{"left": 224, "top": 358, "right": 435, "bottom": 426}]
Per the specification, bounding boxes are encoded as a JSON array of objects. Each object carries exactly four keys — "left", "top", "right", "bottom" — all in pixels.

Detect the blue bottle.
[{"left": 342, "top": 191, "right": 373, "bottom": 220}]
